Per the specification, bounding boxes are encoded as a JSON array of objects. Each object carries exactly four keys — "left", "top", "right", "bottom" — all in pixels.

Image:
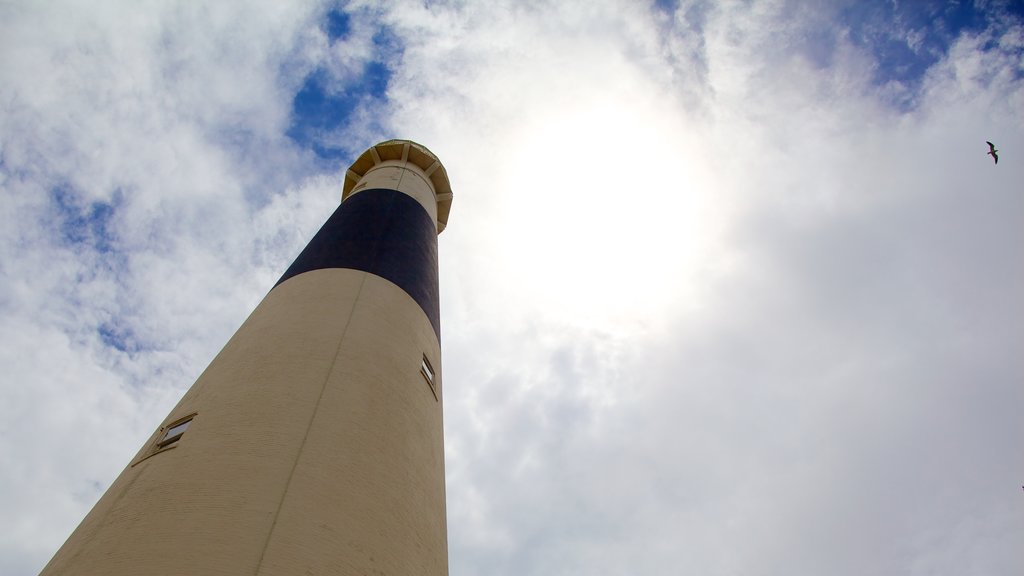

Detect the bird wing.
[
  {"left": 993, "top": 152, "right": 998, "bottom": 164},
  {"left": 987, "top": 141, "right": 996, "bottom": 152}
]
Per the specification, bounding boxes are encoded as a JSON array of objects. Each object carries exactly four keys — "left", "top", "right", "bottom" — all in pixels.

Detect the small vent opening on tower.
[
  {"left": 131, "top": 414, "right": 197, "bottom": 467},
  {"left": 421, "top": 355, "right": 438, "bottom": 401},
  {"left": 157, "top": 416, "right": 194, "bottom": 448}
]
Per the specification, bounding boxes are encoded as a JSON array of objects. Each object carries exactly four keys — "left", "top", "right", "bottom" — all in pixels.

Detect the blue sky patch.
[
  {"left": 324, "top": 8, "right": 351, "bottom": 41},
  {"left": 842, "top": 1, "right": 983, "bottom": 83},
  {"left": 652, "top": 0, "right": 678, "bottom": 15},
  {"left": 98, "top": 321, "right": 139, "bottom": 355},
  {"left": 287, "top": 11, "right": 399, "bottom": 162},
  {"left": 51, "top": 186, "right": 122, "bottom": 255},
  {"left": 836, "top": 0, "right": 1024, "bottom": 108}
]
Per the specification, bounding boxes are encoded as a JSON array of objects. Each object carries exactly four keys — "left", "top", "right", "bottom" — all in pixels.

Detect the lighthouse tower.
[{"left": 41, "top": 140, "right": 453, "bottom": 575}]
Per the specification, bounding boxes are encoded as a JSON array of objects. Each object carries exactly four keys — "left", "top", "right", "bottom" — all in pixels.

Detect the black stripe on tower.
[{"left": 275, "top": 188, "right": 440, "bottom": 339}]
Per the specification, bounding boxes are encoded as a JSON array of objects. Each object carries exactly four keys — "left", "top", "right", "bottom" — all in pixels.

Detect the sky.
[{"left": 1, "top": 0, "right": 1022, "bottom": 574}]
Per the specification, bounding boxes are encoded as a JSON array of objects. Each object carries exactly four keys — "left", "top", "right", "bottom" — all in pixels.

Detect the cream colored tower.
[{"left": 41, "top": 140, "right": 453, "bottom": 575}]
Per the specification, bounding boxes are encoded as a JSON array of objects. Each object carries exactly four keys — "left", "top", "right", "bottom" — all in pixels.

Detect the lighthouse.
[{"left": 40, "top": 139, "right": 453, "bottom": 575}]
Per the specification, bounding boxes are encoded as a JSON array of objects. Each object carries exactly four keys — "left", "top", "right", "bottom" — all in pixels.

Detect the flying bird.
[{"left": 986, "top": 141, "right": 998, "bottom": 164}]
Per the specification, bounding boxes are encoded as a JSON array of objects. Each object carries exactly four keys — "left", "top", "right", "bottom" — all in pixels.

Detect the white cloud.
[
  {"left": 380, "top": 2, "right": 1023, "bottom": 574},
  {"left": 1, "top": 1, "right": 1022, "bottom": 575}
]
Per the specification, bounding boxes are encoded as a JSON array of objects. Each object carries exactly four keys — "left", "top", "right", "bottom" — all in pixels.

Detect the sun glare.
[{"left": 495, "top": 96, "right": 725, "bottom": 333}]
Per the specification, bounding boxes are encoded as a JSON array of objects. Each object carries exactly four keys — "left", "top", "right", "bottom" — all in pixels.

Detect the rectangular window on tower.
[
  {"left": 421, "top": 355, "right": 438, "bottom": 401},
  {"left": 131, "top": 413, "right": 197, "bottom": 467},
  {"left": 157, "top": 417, "right": 194, "bottom": 447}
]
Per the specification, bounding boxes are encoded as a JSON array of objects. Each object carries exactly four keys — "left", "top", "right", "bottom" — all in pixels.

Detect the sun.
[{"left": 490, "top": 93, "right": 728, "bottom": 334}]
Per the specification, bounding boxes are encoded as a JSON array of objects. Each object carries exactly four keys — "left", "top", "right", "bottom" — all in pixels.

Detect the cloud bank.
[{"left": 1, "top": 1, "right": 1021, "bottom": 574}]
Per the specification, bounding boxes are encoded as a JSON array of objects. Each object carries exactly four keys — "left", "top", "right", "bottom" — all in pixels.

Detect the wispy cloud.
[{"left": 1, "top": 1, "right": 1021, "bottom": 575}]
